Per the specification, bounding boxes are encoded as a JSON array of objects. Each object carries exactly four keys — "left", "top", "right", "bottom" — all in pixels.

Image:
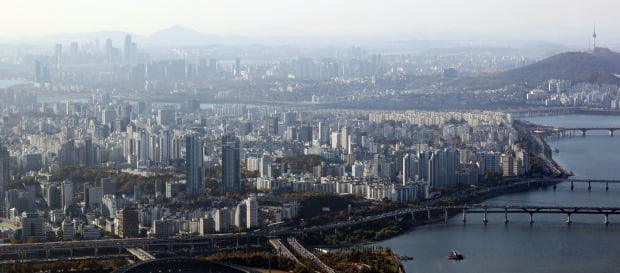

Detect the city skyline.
[{"left": 0, "top": 0, "right": 618, "bottom": 46}]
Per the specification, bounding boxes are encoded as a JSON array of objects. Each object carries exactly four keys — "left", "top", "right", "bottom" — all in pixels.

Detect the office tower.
[
  {"left": 501, "top": 154, "right": 516, "bottom": 177},
  {"left": 136, "top": 130, "right": 148, "bottom": 168},
  {"left": 429, "top": 149, "right": 460, "bottom": 188},
  {"left": 445, "top": 148, "right": 460, "bottom": 186},
  {"left": 165, "top": 182, "right": 179, "bottom": 198},
  {"left": 102, "top": 108, "right": 116, "bottom": 127},
  {"left": 101, "top": 178, "right": 116, "bottom": 196},
  {"left": 331, "top": 132, "right": 341, "bottom": 149},
  {"left": 0, "top": 146, "right": 8, "bottom": 217},
  {"left": 124, "top": 35, "right": 132, "bottom": 62},
  {"left": 157, "top": 109, "right": 176, "bottom": 126},
  {"left": 208, "top": 58, "right": 217, "bottom": 77},
  {"left": 102, "top": 194, "right": 118, "bottom": 217},
  {"left": 299, "top": 125, "right": 313, "bottom": 142},
  {"left": 221, "top": 135, "right": 240, "bottom": 194},
  {"left": 352, "top": 162, "right": 365, "bottom": 177},
  {"left": 341, "top": 127, "right": 348, "bottom": 150},
  {"left": 235, "top": 57, "right": 241, "bottom": 76},
  {"left": 118, "top": 209, "right": 139, "bottom": 238},
  {"left": 55, "top": 44, "right": 62, "bottom": 70},
  {"left": 105, "top": 38, "right": 113, "bottom": 60},
  {"left": 34, "top": 60, "right": 41, "bottom": 83},
  {"left": 61, "top": 180, "right": 73, "bottom": 210},
  {"left": 70, "top": 41, "right": 78, "bottom": 56},
  {"left": 417, "top": 150, "right": 433, "bottom": 182},
  {"left": 87, "top": 186, "right": 103, "bottom": 209},
  {"left": 152, "top": 219, "right": 173, "bottom": 239},
  {"left": 268, "top": 115, "right": 279, "bottom": 136},
  {"left": 214, "top": 207, "right": 232, "bottom": 232},
  {"left": 245, "top": 196, "right": 258, "bottom": 229},
  {"left": 78, "top": 138, "right": 95, "bottom": 167},
  {"left": 45, "top": 185, "right": 62, "bottom": 210},
  {"left": 58, "top": 139, "right": 78, "bottom": 167},
  {"left": 199, "top": 218, "right": 215, "bottom": 235},
  {"left": 133, "top": 184, "right": 143, "bottom": 201},
  {"left": 403, "top": 153, "right": 411, "bottom": 185},
  {"left": 185, "top": 135, "right": 203, "bottom": 196},
  {"left": 160, "top": 130, "right": 171, "bottom": 161},
  {"left": 61, "top": 218, "right": 75, "bottom": 240},
  {"left": 21, "top": 212, "right": 44, "bottom": 241},
  {"left": 318, "top": 122, "right": 329, "bottom": 144},
  {"left": 282, "top": 112, "right": 297, "bottom": 126},
  {"left": 234, "top": 203, "right": 246, "bottom": 229}
]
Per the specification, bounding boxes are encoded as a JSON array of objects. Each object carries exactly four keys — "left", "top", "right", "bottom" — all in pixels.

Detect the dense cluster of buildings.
[
  {"left": 526, "top": 79, "right": 620, "bottom": 107},
  {"left": 0, "top": 37, "right": 547, "bottom": 243},
  {"left": 0, "top": 85, "right": 531, "bottom": 241}
]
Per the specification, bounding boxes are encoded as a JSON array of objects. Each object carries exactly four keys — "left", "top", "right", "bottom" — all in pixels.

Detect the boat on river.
[{"left": 447, "top": 250, "right": 463, "bottom": 260}]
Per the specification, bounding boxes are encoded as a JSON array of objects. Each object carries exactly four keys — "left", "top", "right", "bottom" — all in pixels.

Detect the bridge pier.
[
  {"left": 553, "top": 184, "right": 557, "bottom": 190},
  {"left": 504, "top": 208, "right": 509, "bottom": 223},
  {"left": 444, "top": 209, "right": 448, "bottom": 224},
  {"left": 580, "top": 130, "right": 586, "bottom": 136},
  {"left": 570, "top": 181, "right": 574, "bottom": 191},
  {"left": 70, "top": 248, "right": 73, "bottom": 259},
  {"left": 411, "top": 212, "right": 415, "bottom": 220},
  {"left": 606, "top": 182, "right": 609, "bottom": 191},
  {"left": 588, "top": 181, "right": 591, "bottom": 191},
  {"left": 528, "top": 212, "right": 534, "bottom": 223},
  {"left": 94, "top": 247, "right": 98, "bottom": 257},
  {"left": 462, "top": 208, "right": 467, "bottom": 223},
  {"left": 427, "top": 210, "right": 431, "bottom": 221},
  {"left": 46, "top": 249, "right": 50, "bottom": 259},
  {"left": 483, "top": 208, "right": 488, "bottom": 223},
  {"left": 566, "top": 214, "right": 572, "bottom": 224},
  {"left": 610, "top": 130, "right": 614, "bottom": 136},
  {"left": 605, "top": 214, "right": 610, "bottom": 225}
]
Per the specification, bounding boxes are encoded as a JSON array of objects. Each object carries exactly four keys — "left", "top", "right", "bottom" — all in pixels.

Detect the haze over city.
[
  {"left": 0, "top": 1, "right": 619, "bottom": 273},
  {"left": 1, "top": 0, "right": 619, "bottom": 47}
]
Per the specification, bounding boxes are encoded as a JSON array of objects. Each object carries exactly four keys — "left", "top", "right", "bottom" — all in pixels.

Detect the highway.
[{"left": 2, "top": 193, "right": 620, "bottom": 261}]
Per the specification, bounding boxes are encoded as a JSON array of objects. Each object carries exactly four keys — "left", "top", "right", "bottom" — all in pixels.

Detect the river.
[
  {"left": 0, "top": 79, "right": 29, "bottom": 89},
  {"left": 379, "top": 114, "right": 620, "bottom": 273}
]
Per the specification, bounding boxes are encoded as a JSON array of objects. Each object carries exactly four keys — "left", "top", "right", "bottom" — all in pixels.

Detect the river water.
[
  {"left": 379, "top": 114, "right": 620, "bottom": 273},
  {"left": 0, "top": 79, "right": 29, "bottom": 89}
]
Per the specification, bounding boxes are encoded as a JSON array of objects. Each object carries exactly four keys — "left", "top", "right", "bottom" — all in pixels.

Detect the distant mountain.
[
  {"left": 497, "top": 47, "right": 620, "bottom": 85},
  {"left": 146, "top": 25, "right": 223, "bottom": 46}
]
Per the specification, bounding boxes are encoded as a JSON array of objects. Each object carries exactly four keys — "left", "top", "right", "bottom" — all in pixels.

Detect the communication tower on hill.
[{"left": 593, "top": 24, "right": 597, "bottom": 49}]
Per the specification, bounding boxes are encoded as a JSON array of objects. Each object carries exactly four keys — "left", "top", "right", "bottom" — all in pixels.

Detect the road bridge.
[
  {"left": 268, "top": 238, "right": 301, "bottom": 265},
  {"left": 527, "top": 178, "right": 620, "bottom": 191},
  {"left": 532, "top": 125, "right": 620, "bottom": 136},
  {"left": 458, "top": 205, "right": 620, "bottom": 224},
  {"left": 287, "top": 237, "right": 335, "bottom": 273},
  {"left": 127, "top": 247, "right": 155, "bottom": 261},
  {"left": 2, "top": 203, "right": 620, "bottom": 261}
]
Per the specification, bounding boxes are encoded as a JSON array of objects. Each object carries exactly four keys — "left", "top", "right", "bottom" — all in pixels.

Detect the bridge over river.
[
  {"left": 532, "top": 125, "right": 620, "bottom": 136},
  {"left": 2, "top": 202, "right": 620, "bottom": 263}
]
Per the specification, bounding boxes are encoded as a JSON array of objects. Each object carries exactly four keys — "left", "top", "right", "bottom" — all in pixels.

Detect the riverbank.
[{"left": 305, "top": 122, "right": 567, "bottom": 248}]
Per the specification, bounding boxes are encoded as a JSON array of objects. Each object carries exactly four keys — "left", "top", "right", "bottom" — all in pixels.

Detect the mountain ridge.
[{"left": 496, "top": 47, "right": 620, "bottom": 85}]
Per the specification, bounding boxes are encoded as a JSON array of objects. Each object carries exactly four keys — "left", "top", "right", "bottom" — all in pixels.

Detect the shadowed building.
[
  {"left": 222, "top": 135, "right": 240, "bottom": 194},
  {"left": 186, "top": 134, "right": 204, "bottom": 197}
]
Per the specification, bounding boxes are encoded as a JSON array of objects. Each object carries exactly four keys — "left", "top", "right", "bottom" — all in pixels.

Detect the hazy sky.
[{"left": 1, "top": 0, "right": 618, "bottom": 43}]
